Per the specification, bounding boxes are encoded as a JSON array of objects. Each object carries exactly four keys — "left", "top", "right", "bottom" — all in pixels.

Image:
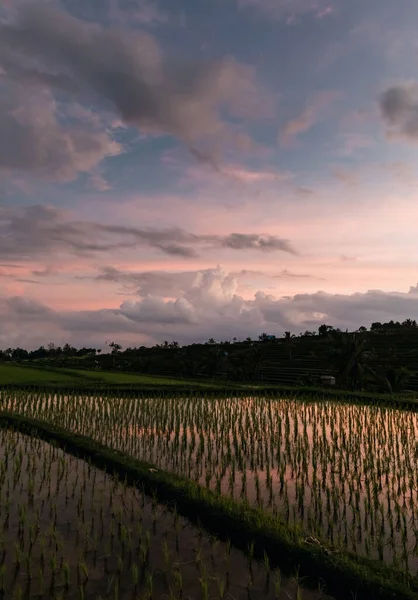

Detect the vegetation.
[
  {"left": 0, "top": 363, "right": 226, "bottom": 388},
  {"left": 2, "top": 390, "right": 418, "bottom": 597},
  {"left": 0, "top": 411, "right": 416, "bottom": 600},
  {"left": 3, "top": 318, "right": 418, "bottom": 394},
  {"left": 0, "top": 424, "right": 328, "bottom": 600},
  {"left": 1, "top": 319, "right": 418, "bottom": 598}
]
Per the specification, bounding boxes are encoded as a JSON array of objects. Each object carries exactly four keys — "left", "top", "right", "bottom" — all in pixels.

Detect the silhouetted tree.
[
  {"left": 11, "top": 348, "right": 28, "bottom": 361},
  {"left": 383, "top": 366, "right": 415, "bottom": 393},
  {"left": 318, "top": 324, "right": 334, "bottom": 337},
  {"left": 200, "top": 347, "right": 226, "bottom": 379},
  {"left": 283, "top": 331, "right": 296, "bottom": 360},
  {"left": 107, "top": 341, "right": 122, "bottom": 354},
  {"left": 106, "top": 341, "right": 122, "bottom": 367},
  {"left": 327, "top": 333, "right": 377, "bottom": 391}
]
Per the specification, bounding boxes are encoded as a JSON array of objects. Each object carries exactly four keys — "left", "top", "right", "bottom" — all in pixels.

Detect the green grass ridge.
[{"left": 0, "top": 410, "right": 417, "bottom": 600}]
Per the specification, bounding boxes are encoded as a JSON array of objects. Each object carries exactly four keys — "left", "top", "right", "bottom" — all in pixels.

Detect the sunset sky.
[{"left": 1, "top": 0, "right": 418, "bottom": 349}]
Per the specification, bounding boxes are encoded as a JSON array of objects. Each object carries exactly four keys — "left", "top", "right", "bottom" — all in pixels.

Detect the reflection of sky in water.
[
  {"left": 0, "top": 429, "right": 333, "bottom": 600},
  {"left": 4, "top": 393, "right": 418, "bottom": 572}
]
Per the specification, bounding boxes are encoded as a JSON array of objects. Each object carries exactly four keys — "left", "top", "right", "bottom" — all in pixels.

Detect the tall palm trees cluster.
[{"left": 323, "top": 331, "right": 415, "bottom": 393}]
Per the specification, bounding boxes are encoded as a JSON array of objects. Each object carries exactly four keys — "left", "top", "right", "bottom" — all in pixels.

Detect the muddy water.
[{"left": 0, "top": 428, "right": 333, "bottom": 600}]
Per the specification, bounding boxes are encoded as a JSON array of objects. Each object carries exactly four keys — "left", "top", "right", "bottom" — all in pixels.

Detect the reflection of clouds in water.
[
  {"left": 1, "top": 429, "right": 332, "bottom": 600},
  {"left": 6, "top": 392, "right": 418, "bottom": 571}
]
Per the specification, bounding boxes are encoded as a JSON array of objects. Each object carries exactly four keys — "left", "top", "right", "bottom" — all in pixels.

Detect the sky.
[{"left": 1, "top": 0, "right": 418, "bottom": 349}]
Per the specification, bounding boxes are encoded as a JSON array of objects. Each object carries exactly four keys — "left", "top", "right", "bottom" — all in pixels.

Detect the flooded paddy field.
[
  {"left": 0, "top": 428, "right": 331, "bottom": 600},
  {"left": 2, "top": 390, "right": 418, "bottom": 577}
]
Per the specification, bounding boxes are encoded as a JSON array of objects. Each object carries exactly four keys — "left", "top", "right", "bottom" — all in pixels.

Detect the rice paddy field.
[
  {"left": 0, "top": 428, "right": 330, "bottom": 600},
  {"left": 1, "top": 389, "right": 418, "bottom": 598}
]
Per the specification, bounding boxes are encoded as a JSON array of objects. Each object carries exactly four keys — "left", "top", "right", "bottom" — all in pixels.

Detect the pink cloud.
[
  {"left": 220, "top": 165, "right": 292, "bottom": 183},
  {"left": 280, "top": 90, "right": 342, "bottom": 147},
  {"left": 317, "top": 6, "right": 334, "bottom": 18},
  {"left": 4, "top": 261, "right": 418, "bottom": 350}
]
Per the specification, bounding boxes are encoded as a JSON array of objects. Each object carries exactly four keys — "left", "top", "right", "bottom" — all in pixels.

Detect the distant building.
[
  {"left": 266, "top": 335, "right": 276, "bottom": 340},
  {"left": 320, "top": 375, "right": 336, "bottom": 386}
]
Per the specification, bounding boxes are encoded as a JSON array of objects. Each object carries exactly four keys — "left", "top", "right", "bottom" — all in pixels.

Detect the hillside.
[{"left": 5, "top": 326, "right": 418, "bottom": 393}]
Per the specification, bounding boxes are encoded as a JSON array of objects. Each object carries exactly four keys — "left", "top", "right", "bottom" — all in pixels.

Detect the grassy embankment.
[{"left": 0, "top": 411, "right": 416, "bottom": 600}]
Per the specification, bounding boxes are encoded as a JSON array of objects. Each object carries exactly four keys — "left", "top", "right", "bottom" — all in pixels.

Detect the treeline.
[
  {"left": 1, "top": 318, "right": 417, "bottom": 360},
  {"left": 0, "top": 343, "right": 99, "bottom": 361}
]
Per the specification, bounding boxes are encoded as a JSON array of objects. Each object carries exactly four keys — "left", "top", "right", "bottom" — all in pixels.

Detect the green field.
[{"left": 0, "top": 363, "right": 220, "bottom": 387}]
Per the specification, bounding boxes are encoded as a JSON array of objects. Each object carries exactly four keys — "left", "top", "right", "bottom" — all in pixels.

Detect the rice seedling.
[{"left": 0, "top": 426, "right": 331, "bottom": 600}]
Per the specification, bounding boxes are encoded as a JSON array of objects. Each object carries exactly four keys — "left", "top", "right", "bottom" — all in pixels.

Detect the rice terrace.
[
  {"left": 1, "top": 349, "right": 418, "bottom": 600},
  {"left": 2, "top": 0, "right": 418, "bottom": 595}
]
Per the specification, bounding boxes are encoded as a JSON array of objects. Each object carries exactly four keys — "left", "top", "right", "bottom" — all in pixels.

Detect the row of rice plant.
[
  {"left": 2, "top": 390, "right": 418, "bottom": 574},
  {"left": 0, "top": 427, "right": 327, "bottom": 600}
]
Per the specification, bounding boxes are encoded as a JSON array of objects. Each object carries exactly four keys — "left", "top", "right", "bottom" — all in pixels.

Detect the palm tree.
[
  {"left": 383, "top": 366, "right": 415, "bottom": 393},
  {"left": 283, "top": 331, "right": 296, "bottom": 361},
  {"left": 326, "top": 332, "right": 377, "bottom": 391}
]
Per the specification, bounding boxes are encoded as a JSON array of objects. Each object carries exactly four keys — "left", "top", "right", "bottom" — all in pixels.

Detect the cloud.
[
  {"left": 280, "top": 91, "right": 342, "bottom": 146},
  {"left": 0, "top": 3, "right": 274, "bottom": 165},
  {"left": 295, "top": 186, "right": 315, "bottom": 196},
  {"left": 273, "top": 269, "right": 326, "bottom": 280},
  {"left": 3, "top": 267, "right": 418, "bottom": 348},
  {"left": 219, "top": 166, "right": 292, "bottom": 183},
  {"left": 218, "top": 233, "right": 297, "bottom": 253},
  {"left": 237, "top": 0, "right": 335, "bottom": 22},
  {"left": 94, "top": 265, "right": 319, "bottom": 297},
  {"left": 6, "top": 296, "right": 54, "bottom": 319},
  {"left": 0, "top": 205, "right": 298, "bottom": 262},
  {"left": 0, "top": 83, "right": 121, "bottom": 181},
  {"left": 379, "top": 82, "right": 418, "bottom": 142},
  {"left": 338, "top": 132, "right": 374, "bottom": 156},
  {"left": 15, "top": 278, "right": 46, "bottom": 285},
  {"left": 108, "top": 0, "right": 169, "bottom": 25},
  {"left": 95, "top": 267, "right": 199, "bottom": 296},
  {"left": 331, "top": 168, "right": 358, "bottom": 186}
]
